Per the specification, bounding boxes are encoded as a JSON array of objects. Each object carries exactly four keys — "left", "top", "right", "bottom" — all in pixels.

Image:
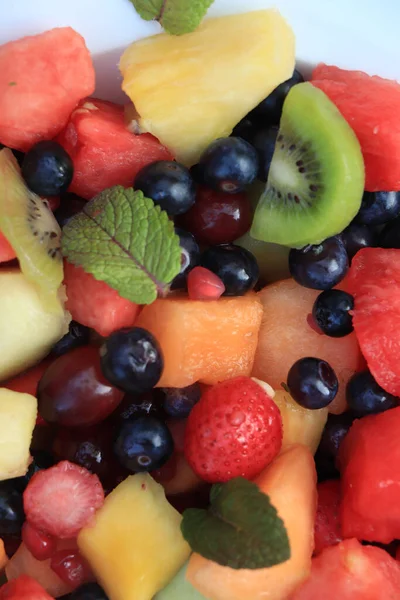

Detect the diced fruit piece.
[
  {"left": 135, "top": 294, "right": 263, "bottom": 387},
  {"left": 339, "top": 406, "right": 400, "bottom": 543},
  {"left": 289, "top": 538, "right": 400, "bottom": 600},
  {"left": 0, "top": 539, "right": 7, "bottom": 570},
  {"left": 0, "top": 233, "right": 15, "bottom": 263},
  {"left": 0, "top": 389, "right": 37, "bottom": 480},
  {"left": 120, "top": 10, "right": 295, "bottom": 166},
  {"left": 0, "top": 575, "right": 54, "bottom": 600},
  {"left": 22, "top": 522, "right": 56, "bottom": 562},
  {"left": 23, "top": 461, "right": 104, "bottom": 538},
  {"left": 345, "top": 248, "right": 400, "bottom": 397},
  {"left": 4, "top": 359, "right": 53, "bottom": 396},
  {"left": 273, "top": 389, "right": 328, "bottom": 454},
  {"left": 235, "top": 231, "right": 290, "bottom": 284},
  {"left": 250, "top": 83, "right": 364, "bottom": 248},
  {"left": 252, "top": 280, "right": 362, "bottom": 414},
  {"left": 64, "top": 261, "right": 140, "bottom": 337},
  {"left": 0, "top": 269, "right": 68, "bottom": 382},
  {"left": 314, "top": 480, "right": 342, "bottom": 555},
  {"left": 6, "top": 544, "right": 72, "bottom": 597},
  {"left": 56, "top": 99, "right": 172, "bottom": 200},
  {"left": 78, "top": 473, "right": 190, "bottom": 600},
  {"left": 0, "top": 150, "right": 64, "bottom": 311},
  {"left": 0, "top": 27, "right": 95, "bottom": 152},
  {"left": 50, "top": 549, "right": 93, "bottom": 590},
  {"left": 312, "top": 64, "right": 400, "bottom": 191},
  {"left": 187, "top": 267, "right": 225, "bottom": 300},
  {"left": 155, "top": 453, "right": 203, "bottom": 497},
  {"left": 154, "top": 563, "right": 207, "bottom": 600},
  {"left": 187, "top": 445, "right": 317, "bottom": 600}
]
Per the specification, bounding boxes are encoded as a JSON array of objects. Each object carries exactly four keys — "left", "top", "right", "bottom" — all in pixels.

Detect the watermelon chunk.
[
  {"left": 345, "top": 247, "right": 400, "bottom": 396},
  {"left": 290, "top": 539, "right": 400, "bottom": 600},
  {"left": 339, "top": 407, "right": 400, "bottom": 543},
  {"left": 56, "top": 99, "right": 173, "bottom": 200},
  {"left": 0, "top": 28, "right": 95, "bottom": 152},
  {"left": 0, "top": 575, "right": 54, "bottom": 599},
  {"left": 312, "top": 64, "right": 400, "bottom": 191}
]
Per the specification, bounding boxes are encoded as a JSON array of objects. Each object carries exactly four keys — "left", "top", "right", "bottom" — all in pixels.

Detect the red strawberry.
[
  {"left": 64, "top": 261, "right": 140, "bottom": 337},
  {"left": 187, "top": 266, "right": 225, "bottom": 300},
  {"left": 0, "top": 575, "right": 54, "bottom": 599},
  {"left": 314, "top": 479, "right": 343, "bottom": 555},
  {"left": 184, "top": 376, "right": 282, "bottom": 482},
  {"left": 23, "top": 461, "right": 104, "bottom": 538},
  {"left": 0, "top": 232, "right": 16, "bottom": 263}
]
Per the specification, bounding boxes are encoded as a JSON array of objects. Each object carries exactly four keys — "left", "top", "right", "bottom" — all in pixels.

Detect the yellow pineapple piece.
[
  {"left": 78, "top": 473, "right": 190, "bottom": 600},
  {"left": 120, "top": 10, "right": 295, "bottom": 166},
  {"left": 273, "top": 389, "right": 328, "bottom": 454},
  {"left": 0, "top": 389, "right": 37, "bottom": 480}
]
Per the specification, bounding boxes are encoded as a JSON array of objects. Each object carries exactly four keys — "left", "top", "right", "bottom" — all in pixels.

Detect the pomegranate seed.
[
  {"left": 187, "top": 266, "right": 225, "bottom": 300},
  {"left": 50, "top": 549, "right": 93, "bottom": 589},
  {"left": 22, "top": 522, "right": 56, "bottom": 561}
]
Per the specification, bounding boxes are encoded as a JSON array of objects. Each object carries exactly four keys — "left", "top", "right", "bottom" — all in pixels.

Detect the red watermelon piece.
[
  {"left": 0, "top": 232, "right": 16, "bottom": 262},
  {"left": 56, "top": 99, "right": 173, "bottom": 200},
  {"left": 0, "top": 28, "right": 95, "bottom": 152},
  {"left": 64, "top": 261, "right": 140, "bottom": 337},
  {"left": 339, "top": 407, "right": 400, "bottom": 543},
  {"left": 314, "top": 480, "right": 343, "bottom": 555},
  {"left": 345, "top": 247, "right": 400, "bottom": 396},
  {"left": 290, "top": 539, "right": 400, "bottom": 600},
  {"left": 0, "top": 575, "right": 54, "bottom": 599},
  {"left": 312, "top": 64, "right": 400, "bottom": 191}
]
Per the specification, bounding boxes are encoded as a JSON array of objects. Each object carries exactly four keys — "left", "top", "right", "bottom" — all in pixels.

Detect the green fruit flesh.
[
  {"left": 154, "top": 563, "right": 207, "bottom": 600},
  {"left": 235, "top": 231, "right": 290, "bottom": 284},
  {"left": 250, "top": 82, "right": 365, "bottom": 248}
]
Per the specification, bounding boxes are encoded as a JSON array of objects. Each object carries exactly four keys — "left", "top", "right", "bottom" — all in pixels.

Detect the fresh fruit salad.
[{"left": 0, "top": 2, "right": 400, "bottom": 599}]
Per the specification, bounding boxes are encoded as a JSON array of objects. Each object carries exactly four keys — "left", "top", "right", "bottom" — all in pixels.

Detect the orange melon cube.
[{"left": 136, "top": 294, "right": 263, "bottom": 388}]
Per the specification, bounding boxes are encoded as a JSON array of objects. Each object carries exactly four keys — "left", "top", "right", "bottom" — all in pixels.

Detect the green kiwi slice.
[
  {"left": 0, "top": 148, "right": 63, "bottom": 311},
  {"left": 250, "top": 82, "right": 365, "bottom": 248}
]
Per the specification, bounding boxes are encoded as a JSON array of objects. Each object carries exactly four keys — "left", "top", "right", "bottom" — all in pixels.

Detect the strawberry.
[
  {"left": 23, "top": 461, "right": 104, "bottom": 539},
  {"left": 187, "top": 266, "right": 225, "bottom": 300},
  {"left": 0, "top": 575, "right": 54, "bottom": 599},
  {"left": 184, "top": 376, "right": 282, "bottom": 482},
  {"left": 314, "top": 479, "right": 343, "bottom": 555}
]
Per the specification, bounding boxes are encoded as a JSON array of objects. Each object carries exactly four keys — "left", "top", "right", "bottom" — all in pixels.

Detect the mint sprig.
[
  {"left": 130, "top": 0, "right": 214, "bottom": 35},
  {"left": 181, "top": 477, "right": 290, "bottom": 570},
  {"left": 61, "top": 187, "right": 181, "bottom": 304}
]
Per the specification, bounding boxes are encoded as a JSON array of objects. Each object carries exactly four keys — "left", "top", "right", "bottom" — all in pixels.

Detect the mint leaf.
[
  {"left": 61, "top": 186, "right": 181, "bottom": 305},
  {"left": 181, "top": 477, "right": 290, "bottom": 570},
  {"left": 130, "top": 0, "right": 214, "bottom": 35}
]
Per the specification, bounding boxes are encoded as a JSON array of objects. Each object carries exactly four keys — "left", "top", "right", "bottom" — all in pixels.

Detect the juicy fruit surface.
[
  {"left": 136, "top": 294, "right": 263, "bottom": 387},
  {"left": 345, "top": 248, "right": 400, "bottom": 396},
  {"left": 314, "top": 480, "right": 342, "bottom": 555},
  {"left": 0, "top": 389, "right": 37, "bottom": 480},
  {"left": 272, "top": 389, "right": 327, "bottom": 454},
  {"left": 0, "top": 575, "right": 54, "bottom": 600},
  {"left": 312, "top": 64, "right": 400, "bottom": 191},
  {"left": 252, "top": 280, "right": 362, "bottom": 414},
  {"left": 289, "top": 538, "right": 400, "bottom": 600},
  {"left": 154, "top": 564, "right": 207, "bottom": 600},
  {"left": 120, "top": 10, "right": 295, "bottom": 166},
  {"left": 64, "top": 261, "right": 140, "bottom": 337},
  {"left": 0, "top": 27, "right": 94, "bottom": 152},
  {"left": 339, "top": 406, "right": 400, "bottom": 543},
  {"left": 187, "top": 445, "right": 317, "bottom": 600},
  {"left": 56, "top": 99, "right": 172, "bottom": 200},
  {"left": 78, "top": 473, "right": 190, "bottom": 600},
  {"left": 0, "top": 232, "right": 16, "bottom": 263},
  {"left": 0, "top": 269, "right": 67, "bottom": 382},
  {"left": 251, "top": 83, "right": 364, "bottom": 247}
]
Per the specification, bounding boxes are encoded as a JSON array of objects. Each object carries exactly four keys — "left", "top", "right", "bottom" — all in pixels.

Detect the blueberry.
[
  {"left": 379, "top": 216, "right": 400, "bottom": 249},
  {"left": 289, "top": 237, "right": 349, "bottom": 290},
  {"left": 162, "top": 383, "right": 201, "bottom": 418},
  {"left": 134, "top": 161, "right": 196, "bottom": 216},
  {"left": 197, "top": 137, "right": 259, "bottom": 193},
  {"left": 100, "top": 327, "right": 163, "bottom": 394},
  {"left": 339, "top": 223, "right": 377, "bottom": 260},
  {"left": 22, "top": 141, "right": 73, "bottom": 196},
  {"left": 0, "top": 481, "right": 25, "bottom": 536},
  {"left": 114, "top": 417, "right": 174, "bottom": 472},
  {"left": 231, "top": 117, "right": 256, "bottom": 143},
  {"left": 355, "top": 191, "right": 400, "bottom": 226},
  {"left": 312, "top": 289, "right": 354, "bottom": 338},
  {"left": 200, "top": 243, "right": 259, "bottom": 296},
  {"left": 110, "top": 391, "right": 165, "bottom": 424},
  {"left": 50, "top": 321, "right": 90, "bottom": 357},
  {"left": 171, "top": 227, "right": 200, "bottom": 290},
  {"left": 346, "top": 370, "right": 399, "bottom": 417},
  {"left": 54, "top": 193, "right": 86, "bottom": 228},
  {"left": 249, "top": 69, "right": 304, "bottom": 125},
  {"left": 287, "top": 357, "right": 338, "bottom": 409},
  {"left": 251, "top": 126, "right": 278, "bottom": 182},
  {"left": 318, "top": 412, "right": 355, "bottom": 462},
  {"left": 68, "top": 582, "right": 109, "bottom": 599}
]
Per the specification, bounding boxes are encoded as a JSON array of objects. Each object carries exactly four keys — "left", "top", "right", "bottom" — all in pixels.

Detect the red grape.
[
  {"left": 38, "top": 347, "right": 124, "bottom": 427},
  {"left": 50, "top": 549, "right": 94, "bottom": 589},
  {"left": 22, "top": 522, "right": 56, "bottom": 561},
  {"left": 180, "top": 186, "right": 251, "bottom": 245}
]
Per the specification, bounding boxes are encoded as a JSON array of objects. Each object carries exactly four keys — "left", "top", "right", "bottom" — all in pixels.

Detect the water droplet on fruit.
[{"left": 227, "top": 410, "right": 245, "bottom": 427}]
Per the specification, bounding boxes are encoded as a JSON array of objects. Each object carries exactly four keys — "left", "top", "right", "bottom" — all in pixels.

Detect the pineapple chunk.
[
  {"left": 120, "top": 10, "right": 295, "bottom": 166},
  {"left": 0, "top": 389, "right": 37, "bottom": 480},
  {"left": 273, "top": 389, "right": 328, "bottom": 454},
  {"left": 78, "top": 473, "right": 191, "bottom": 600}
]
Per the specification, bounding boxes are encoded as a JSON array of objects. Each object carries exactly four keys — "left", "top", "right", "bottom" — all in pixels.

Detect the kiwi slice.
[
  {"left": 250, "top": 82, "right": 365, "bottom": 248},
  {"left": 0, "top": 148, "right": 63, "bottom": 311}
]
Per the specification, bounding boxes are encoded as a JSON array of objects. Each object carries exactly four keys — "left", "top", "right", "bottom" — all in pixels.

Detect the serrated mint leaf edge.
[
  {"left": 129, "top": 0, "right": 164, "bottom": 22},
  {"left": 129, "top": 0, "right": 215, "bottom": 35}
]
